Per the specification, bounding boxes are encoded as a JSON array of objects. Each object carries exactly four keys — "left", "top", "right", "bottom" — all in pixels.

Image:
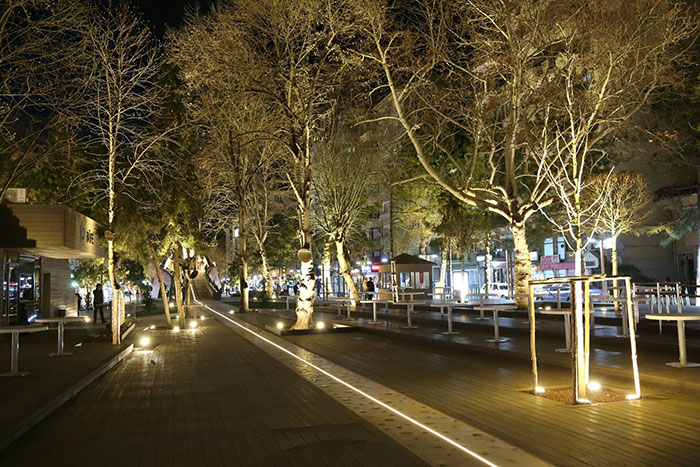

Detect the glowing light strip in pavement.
[{"left": 194, "top": 297, "right": 498, "bottom": 467}]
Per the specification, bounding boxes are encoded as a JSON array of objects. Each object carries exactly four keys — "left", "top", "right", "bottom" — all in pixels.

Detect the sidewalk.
[
  {"left": 0, "top": 321, "right": 133, "bottom": 451},
  {"left": 250, "top": 301, "right": 700, "bottom": 394},
  {"left": 229, "top": 307, "right": 700, "bottom": 466},
  {"left": 0, "top": 314, "right": 427, "bottom": 467}
]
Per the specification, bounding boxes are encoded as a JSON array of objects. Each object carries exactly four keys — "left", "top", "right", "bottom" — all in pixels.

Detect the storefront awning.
[{"left": 1, "top": 204, "right": 104, "bottom": 259}]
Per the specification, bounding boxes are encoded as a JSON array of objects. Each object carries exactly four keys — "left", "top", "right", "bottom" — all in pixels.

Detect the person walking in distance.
[
  {"left": 366, "top": 277, "right": 375, "bottom": 300},
  {"left": 93, "top": 283, "right": 106, "bottom": 324}
]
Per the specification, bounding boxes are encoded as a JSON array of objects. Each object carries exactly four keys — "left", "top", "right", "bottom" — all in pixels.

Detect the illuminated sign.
[
  {"left": 540, "top": 255, "right": 560, "bottom": 265},
  {"left": 79, "top": 220, "right": 96, "bottom": 245}
]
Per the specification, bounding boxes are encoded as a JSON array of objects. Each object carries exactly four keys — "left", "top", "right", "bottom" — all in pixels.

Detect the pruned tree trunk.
[
  {"left": 292, "top": 253, "right": 315, "bottom": 329},
  {"left": 259, "top": 248, "right": 273, "bottom": 300},
  {"left": 461, "top": 251, "right": 466, "bottom": 296},
  {"left": 336, "top": 239, "right": 359, "bottom": 304},
  {"left": 108, "top": 143, "right": 118, "bottom": 344},
  {"left": 238, "top": 194, "right": 249, "bottom": 313},
  {"left": 611, "top": 235, "right": 619, "bottom": 311},
  {"left": 485, "top": 231, "right": 492, "bottom": 294},
  {"left": 148, "top": 243, "right": 171, "bottom": 326},
  {"left": 292, "top": 131, "right": 315, "bottom": 329},
  {"left": 438, "top": 247, "right": 447, "bottom": 288},
  {"left": 172, "top": 242, "right": 185, "bottom": 327},
  {"left": 322, "top": 240, "right": 332, "bottom": 299},
  {"left": 389, "top": 187, "right": 395, "bottom": 259},
  {"left": 448, "top": 241, "right": 453, "bottom": 289},
  {"left": 511, "top": 221, "right": 532, "bottom": 308}
]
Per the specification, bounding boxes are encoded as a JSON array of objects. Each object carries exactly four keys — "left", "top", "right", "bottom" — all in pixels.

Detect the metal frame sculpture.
[{"left": 528, "top": 275, "right": 641, "bottom": 404}]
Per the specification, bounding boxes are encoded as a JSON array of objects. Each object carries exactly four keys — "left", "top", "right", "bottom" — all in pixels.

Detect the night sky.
[{"left": 131, "top": 0, "right": 212, "bottom": 37}]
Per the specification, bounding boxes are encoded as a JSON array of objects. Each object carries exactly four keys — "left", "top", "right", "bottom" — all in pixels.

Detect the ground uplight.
[
  {"left": 139, "top": 337, "right": 150, "bottom": 347},
  {"left": 589, "top": 381, "right": 602, "bottom": 391},
  {"left": 189, "top": 321, "right": 198, "bottom": 328},
  {"left": 316, "top": 322, "right": 325, "bottom": 329},
  {"left": 276, "top": 322, "right": 284, "bottom": 329},
  {"left": 173, "top": 326, "right": 180, "bottom": 332}
]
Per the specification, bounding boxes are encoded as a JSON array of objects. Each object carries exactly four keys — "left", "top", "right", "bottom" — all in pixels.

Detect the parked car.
[
  {"left": 480, "top": 283, "right": 510, "bottom": 299},
  {"left": 544, "top": 283, "right": 603, "bottom": 302}
]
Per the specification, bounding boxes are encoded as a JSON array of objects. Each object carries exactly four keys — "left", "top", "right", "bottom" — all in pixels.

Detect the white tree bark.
[
  {"left": 149, "top": 244, "right": 171, "bottom": 326},
  {"left": 511, "top": 222, "right": 533, "bottom": 308},
  {"left": 322, "top": 241, "right": 332, "bottom": 300},
  {"left": 336, "top": 240, "right": 359, "bottom": 305},
  {"left": 172, "top": 243, "right": 186, "bottom": 328},
  {"left": 438, "top": 247, "right": 447, "bottom": 288},
  {"left": 292, "top": 256, "right": 315, "bottom": 329}
]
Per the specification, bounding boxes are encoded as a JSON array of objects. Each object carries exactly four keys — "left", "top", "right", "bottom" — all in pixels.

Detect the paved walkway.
[
  {"left": 233, "top": 310, "right": 700, "bottom": 466},
  {"left": 0, "top": 322, "right": 132, "bottom": 450},
  {"left": 0, "top": 314, "right": 426, "bottom": 467},
  {"left": 271, "top": 301, "right": 700, "bottom": 393}
]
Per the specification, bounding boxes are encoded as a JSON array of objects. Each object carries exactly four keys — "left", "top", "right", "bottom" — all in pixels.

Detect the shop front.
[{"left": 1, "top": 203, "right": 103, "bottom": 325}]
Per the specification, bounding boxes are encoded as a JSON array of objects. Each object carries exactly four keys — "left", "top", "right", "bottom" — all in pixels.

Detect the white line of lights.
[{"left": 193, "top": 297, "right": 499, "bottom": 467}]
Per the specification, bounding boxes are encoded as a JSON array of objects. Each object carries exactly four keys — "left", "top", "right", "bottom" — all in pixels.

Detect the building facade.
[{"left": 1, "top": 203, "right": 103, "bottom": 325}]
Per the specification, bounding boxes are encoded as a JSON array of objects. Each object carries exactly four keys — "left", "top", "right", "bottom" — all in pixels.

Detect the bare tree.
[
  {"left": 0, "top": 0, "right": 87, "bottom": 200},
  {"left": 534, "top": 0, "right": 694, "bottom": 277},
  {"left": 170, "top": 11, "right": 285, "bottom": 311},
  {"left": 313, "top": 125, "right": 380, "bottom": 303},
  {"left": 350, "top": 0, "right": 562, "bottom": 305},
  {"left": 77, "top": 2, "right": 173, "bottom": 341},
  {"left": 588, "top": 173, "right": 651, "bottom": 276},
  {"left": 249, "top": 172, "right": 290, "bottom": 300},
  {"left": 350, "top": 0, "right": 695, "bottom": 305},
  {"left": 173, "top": 0, "right": 356, "bottom": 328}
]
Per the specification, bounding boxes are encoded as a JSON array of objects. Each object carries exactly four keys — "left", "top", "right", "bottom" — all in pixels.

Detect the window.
[{"left": 382, "top": 201, "right": 390, "bottom": 214}]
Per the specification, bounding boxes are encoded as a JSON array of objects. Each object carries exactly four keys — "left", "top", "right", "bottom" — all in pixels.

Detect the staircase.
[{"left": 191, "top": 272, "right": 214, "bottom": 300}]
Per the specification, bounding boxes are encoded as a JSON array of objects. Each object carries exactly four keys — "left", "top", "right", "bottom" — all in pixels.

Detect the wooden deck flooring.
[
  {"left": 0, "top": 317, "right": 426, "bottom": 467},
  {"left": 265, "top": 325, "right": 700, "bottom": 467}
]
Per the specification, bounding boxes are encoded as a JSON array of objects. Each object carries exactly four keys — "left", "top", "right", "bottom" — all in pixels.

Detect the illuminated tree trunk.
[
  {"left": 484, "top": 231, "right": 492, "bottom": 293},
  {"left": 611, "top": 235, "right": 619, "bottom": 311},
  {"left": 292, "top": 126, "right": 315, "bottom": 329},
  {"left": 511, "top": 221, "right": 532, "bottom": 308},
  {"left": 149, "top": 244, "right": 171, "bottom": 326},
  {"left": 238, "top": 192, "right": 249, "bottom": 313},
  {"left": 438, "top": 247, "right": 447, "bottom": 288},
  {"left": 172, "top": 242, "right": 185, "bottom": 327},
  {"left": 336, "top": 239, "right": 359, "bottom": 304},
  {"left": 292, "top": 255, "right": 315, "bottom": 329},
  {"left": 259, "top": 249, "right": 273, "bottom": 300},
  {"left": 322, "top": 241, "right": 332, "bottom": 299},
  {"left": 108, "top": 137, "right": 118, "bottom": 344},
  {"left": 389, "top": 187, "right": 395, "bottom": 259},
  {"left": 448, "top": 241, "right": 453, "bottom": 288},
  {"left": 461, "top": 251, "right": 466, "bottom": 296}
]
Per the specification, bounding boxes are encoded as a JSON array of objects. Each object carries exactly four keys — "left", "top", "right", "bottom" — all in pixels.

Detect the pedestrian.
[
  {"left": 93, "top": 283, "right": 106, "bottom": 324},
  {"left": 293, "top": 281, "right": 300, "bottom": 296},
  {"left": 135, "top": 289, "right": 141, "bottom": 303},
  {"left": 366, "top": 276, "right": 375, "bottom": 300}
]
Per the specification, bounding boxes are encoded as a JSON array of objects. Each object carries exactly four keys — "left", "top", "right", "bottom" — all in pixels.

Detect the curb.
[{"left": 0, "top": 344, "right": 134, "bottom": 452}]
